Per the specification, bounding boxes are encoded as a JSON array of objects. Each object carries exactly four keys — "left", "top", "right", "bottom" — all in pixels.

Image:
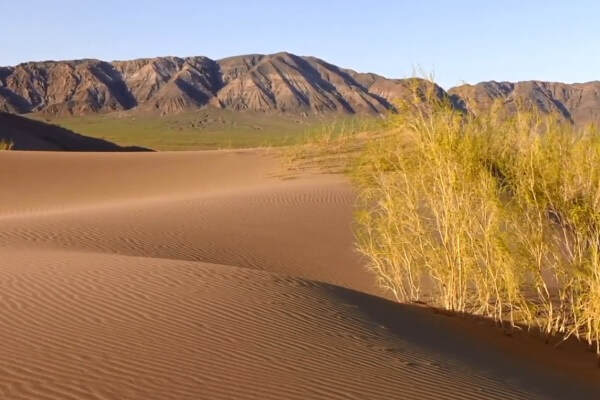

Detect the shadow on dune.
[
  {"left": 0, "top": 112, "right": 151, "bottom": 151},
  {"left": 320, "top": 283, "right": 600, "bottom": 400}
]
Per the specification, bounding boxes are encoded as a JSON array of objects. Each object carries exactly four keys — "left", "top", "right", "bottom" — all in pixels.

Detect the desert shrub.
[
  {"left": 0, "top": 140, "right": 13, "bottom": 150},
  {"left": 354, "top": 83, "right": 600, "bottom": 356}
]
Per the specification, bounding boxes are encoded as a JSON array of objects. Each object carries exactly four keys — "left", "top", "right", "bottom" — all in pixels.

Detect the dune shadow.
[
  {"left": 318, "top": 282, "right": 600, "bottom": 400},
  {"left": 0, "top": 112, "right": 153, "bottom": 152}
]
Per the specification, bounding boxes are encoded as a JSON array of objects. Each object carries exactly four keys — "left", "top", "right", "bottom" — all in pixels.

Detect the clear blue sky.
[{"left": 3, "top": 1, "right": 599, "bottom": 88}]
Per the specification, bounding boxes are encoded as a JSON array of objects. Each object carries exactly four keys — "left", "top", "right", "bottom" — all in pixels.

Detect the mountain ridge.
[
  {"left": 0, "top": 53, "right": 440, "bottom": 117},
  {"left": 3, "top": 53, "right": 600, "bottom": 126},
  {"left": 449, "top": 80, "right": 600, "bottom": 126}
]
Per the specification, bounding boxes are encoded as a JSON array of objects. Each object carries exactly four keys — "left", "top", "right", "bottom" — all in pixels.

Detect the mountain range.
[
  {"left": 1, "top": 52, "right": 600, "bottom": 126},
  {"left": 0, "top": 52, "right": 415, "bottom": 116}
]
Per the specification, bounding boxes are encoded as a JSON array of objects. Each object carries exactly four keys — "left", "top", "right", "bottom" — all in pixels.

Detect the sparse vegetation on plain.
[{"left": 35, "top": 109, "right": 323, "bottom": 151}]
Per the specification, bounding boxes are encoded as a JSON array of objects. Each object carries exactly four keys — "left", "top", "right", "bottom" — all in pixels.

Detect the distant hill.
[
  {"left": 449, "top": 81, "right": 600, "bottom": 126},
  {"left": 0, "top": 53, "right": 445, "bottom": 117},
  {"left": 0, "top": 112, "right": 146, "bottom": 151}
]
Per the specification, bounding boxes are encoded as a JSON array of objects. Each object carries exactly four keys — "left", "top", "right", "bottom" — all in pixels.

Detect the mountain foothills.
[{"left": 1, "top": 51, "right": 600, "bottom": 126}]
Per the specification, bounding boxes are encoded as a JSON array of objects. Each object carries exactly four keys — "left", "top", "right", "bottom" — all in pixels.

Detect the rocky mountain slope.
[
  {"left": 0, "top": 53, "right": 441, "bottom": 117},
  {"left": 0, "top": 112, "right": 146, "bottom": 151},
  {"left": 3, "top": 52, "right": 600, "bottom": 127},
  {"left": 449, "top": 80, "right": 600, "bottom": 126}
]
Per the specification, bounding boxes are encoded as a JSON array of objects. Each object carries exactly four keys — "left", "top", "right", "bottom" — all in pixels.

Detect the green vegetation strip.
[{"left": 35, "top": 109, "right": 371, "bottom": 151}]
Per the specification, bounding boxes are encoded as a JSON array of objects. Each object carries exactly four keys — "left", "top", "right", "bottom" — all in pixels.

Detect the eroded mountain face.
[
  {"left": 0, "top": 53, "right": 444, "bottom": 116},
  {"left": 449, "top": 80, "right": 600, "bottom": 126},
  {"left": 4, "top": 52, "right": 598, "bottom": 126}
]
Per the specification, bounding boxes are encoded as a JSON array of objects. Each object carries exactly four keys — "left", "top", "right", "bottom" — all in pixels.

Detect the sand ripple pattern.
[{"left": 0, "top": 150, "right": 598, "bottom": 399}]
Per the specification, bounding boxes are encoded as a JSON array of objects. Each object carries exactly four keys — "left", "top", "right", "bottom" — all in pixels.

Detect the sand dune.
[{"left": 1, "top": 149, "right": 599, "bottom": 399}]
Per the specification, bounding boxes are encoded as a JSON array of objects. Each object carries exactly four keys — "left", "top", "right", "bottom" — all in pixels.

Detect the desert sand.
[{"left": 1, "top": 149, "right": 599, "bottom": 399}]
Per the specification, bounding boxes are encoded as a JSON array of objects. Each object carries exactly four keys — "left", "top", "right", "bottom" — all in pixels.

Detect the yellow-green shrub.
[
  {"left": 0, "top": 140, "right": 13, "bottom": 150},
  {"left": 354, "top": 84, "right": 600, "bottom": 355}
]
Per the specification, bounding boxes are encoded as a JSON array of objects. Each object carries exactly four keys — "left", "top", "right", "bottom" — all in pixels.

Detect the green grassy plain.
[{"left": 32, "top": 108, "right": 366, "bottom": 151}]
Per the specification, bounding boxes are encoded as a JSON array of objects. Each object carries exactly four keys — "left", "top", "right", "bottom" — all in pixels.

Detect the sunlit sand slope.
[{"left": 0, "top": 150, "right": 598, "bottom": 399}]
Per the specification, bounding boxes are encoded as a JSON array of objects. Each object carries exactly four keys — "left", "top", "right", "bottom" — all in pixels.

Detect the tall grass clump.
[
  {"left": 354, "top": 82, "right": 600, "bottom": 357},
  {"left": 0, "top": 140, "right": 13, "bottom": 150},
  {"left": 280, "top": 116, "right": 383, "bottom": 174}
]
